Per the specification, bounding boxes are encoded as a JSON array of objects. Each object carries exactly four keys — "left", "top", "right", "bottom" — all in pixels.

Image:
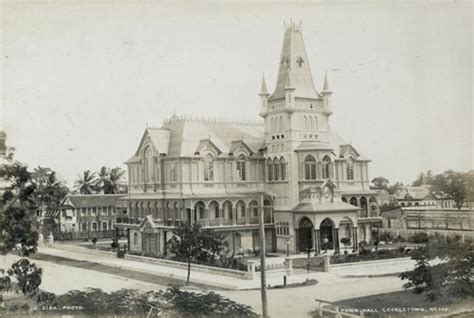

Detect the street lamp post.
[{"left": 286, "top": 238, "right": 290, "bottom": 257}]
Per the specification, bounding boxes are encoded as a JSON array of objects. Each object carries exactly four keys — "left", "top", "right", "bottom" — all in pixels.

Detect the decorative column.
[
  {"left": 232, "top": 206, "right": 237, "bottom": 225},
  {"left": 332, "top": 228, "right": 340, "bottom": 252},
  {"left": 205, "top": 208, "right": 210, "bottom": 227},
  {"left": 219, "top": 207, "right": 223, "bottom": 226},
  {"left": 246, "top": 206, "right": 250, "bottom": 225},
  {"left": 295, "top": 229, "right": 300, "bottom": 253},
  {"left": 314, "top": 229, "right": 321, "bottom": 255},
  {"left": 190, "top": 208, "right": 195, "bottom": 226},
  {"left": 352, "top": 227, "right": 358, "bottom": 251}
]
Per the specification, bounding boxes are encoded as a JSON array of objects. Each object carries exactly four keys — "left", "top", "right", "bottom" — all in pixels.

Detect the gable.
[
  {"left": 229, "top": 140, "right": 254, "bottom": 157},
  {"left": 194, "top": 139, "right": 222, "bottom": 156}
]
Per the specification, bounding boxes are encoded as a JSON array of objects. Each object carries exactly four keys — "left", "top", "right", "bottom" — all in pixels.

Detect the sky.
[{"left": 1, "top": 0, "right": 472, "bottom": 187}]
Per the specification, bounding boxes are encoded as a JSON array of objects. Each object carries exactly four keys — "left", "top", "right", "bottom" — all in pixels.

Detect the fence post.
[
  {"left": 285, "top": 257, "right": 293, "bottom": 275},
  {"left": 323, "top": 255, "right": 330, "bottom": 272}
]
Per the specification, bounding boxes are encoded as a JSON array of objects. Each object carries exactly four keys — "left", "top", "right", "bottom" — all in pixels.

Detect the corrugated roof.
[
  {"left": 163, "top": 119, "right": 264, "bottom": 157},
  {"left": 62, "top": 194, "right": 124, "bottom": 208}
]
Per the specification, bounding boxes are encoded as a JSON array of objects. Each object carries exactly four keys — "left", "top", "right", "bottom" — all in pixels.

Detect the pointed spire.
[
  {"left": 285, "top": 68, "right": 295, "bottom": 90},
  {"left": 259, "top": 73, "right": 269, "bottom": 96},
  {"left": 322, "top": 70, "right": 332, "bottom": 94},
  {"left": 270, "top": 21, "right": 319, "bottom": 100}
]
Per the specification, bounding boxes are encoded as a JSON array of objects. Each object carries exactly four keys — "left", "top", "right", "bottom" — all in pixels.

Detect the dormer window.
[
  {"left": 236, "top": 155, "right": 246, "bottom": 181},
  {"left": 204, "top": 154, "right": 214, "bottom": 181}
]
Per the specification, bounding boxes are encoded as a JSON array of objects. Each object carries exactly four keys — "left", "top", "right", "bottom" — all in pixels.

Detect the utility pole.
[{"left": 259, "top": 193, "right": 268, "bottom": 318}]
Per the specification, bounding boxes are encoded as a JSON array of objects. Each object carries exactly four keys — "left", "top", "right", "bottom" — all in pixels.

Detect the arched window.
[
  {"left": 304, "top": 116, "right": 310, "bottom": 130},
  {"left": 249, "top": 200, "right": 259, "bottom": 218},
  {"left": 321, "top": 156, "right": 331, "bottom": 179},
  {"left": 195, "top": 202, "right": 206, "bottom": 219},
  {"left": 267, "top": 158, "right": 273, "bottom": 181},
  {"left": 271, "top": 117, "right": 275, "bottom": 131},
  {"left": 309, "top": 116, "right": 314, "bottom": 130},
  {"left": 303, "top": 115, "right": 307, "bottom": 130},
  {"left": 273, "top": 157, "right": 280, "bottom": 181},
  {"left": 237, "top": 155, "right": 246, "bottom": 181},
  {"left": 203, "top": 154, "right": 214, "bottom": 181},
  {"left": 279, "top": 116, "right": 284, "bottom": 130},
  {"left": 346, "top": 158, "right": 354, "bottom": 180},
  {"left": 209, "top": 201, "right": 219, "bottom": 219},
  {"left": 349, "top": 197, "right": 358, "bottom": 206},
  {"left": 313, "top": 116, "right": 318, "bottom": 130},
  {"left": 144, "top": 146, "right": 154, "bottom": 183},
  {"left": 280, "top": 157, "right": 287, "bottom": 180},
  {"left": 304, "top": 155, "right": 317, "bottom": 180},
  {"left": 237, "top": 201, "right": 246, "bottom": 218}
]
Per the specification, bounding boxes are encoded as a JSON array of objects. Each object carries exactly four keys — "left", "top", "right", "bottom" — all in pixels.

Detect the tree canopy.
[
  {"left": 431, "top": 170, "right": 469, "bottom": 210},
  {"left": 75, "top": 167, "right": 126, "bottom": 194},
  {"left": 400, "top": 236, "right": 474, "bottom": 301},
  {"left": 168, "top": 223, "right": 227, "bottom": 284}
]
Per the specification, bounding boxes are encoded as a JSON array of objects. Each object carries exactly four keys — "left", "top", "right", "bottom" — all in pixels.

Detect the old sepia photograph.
[{"left": 0, "top": 0, "right": 472, "bottom": 317}]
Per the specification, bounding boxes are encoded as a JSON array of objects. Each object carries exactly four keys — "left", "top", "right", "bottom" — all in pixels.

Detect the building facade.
[
  {"left": 58, "top": 194, "right": 124, "bottom": 239},
  {"left": 394, "top": 185, "right": 455, "bottom": 209},
  {"left": 116, "top": 22, "right": 381, "bottom": 256}
]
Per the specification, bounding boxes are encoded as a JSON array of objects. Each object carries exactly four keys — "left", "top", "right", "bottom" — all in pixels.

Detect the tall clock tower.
[{"left": 260, "top": 22, "right": 334, "bottom": 210}]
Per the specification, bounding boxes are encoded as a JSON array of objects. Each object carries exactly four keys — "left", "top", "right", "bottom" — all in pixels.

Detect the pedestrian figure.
[{"left": 323, "top": 235, "right": 329, "bottom": 254}]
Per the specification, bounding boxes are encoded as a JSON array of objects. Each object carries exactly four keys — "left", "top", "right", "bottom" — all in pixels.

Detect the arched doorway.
[
  {"left": 298, "top": 217, "right": 314, "bottom": 252},
  {"left": 320, "top": 218, "right": 335, "bottom": 249}
]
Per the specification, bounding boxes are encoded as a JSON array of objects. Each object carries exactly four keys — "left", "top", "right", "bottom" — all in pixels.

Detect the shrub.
[{"left": 408, "top": 232, "right": 429, "bottom": 244}]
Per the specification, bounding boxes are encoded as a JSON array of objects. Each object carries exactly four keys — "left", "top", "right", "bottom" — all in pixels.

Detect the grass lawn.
[
  {"left": 334, "top": 290, "right": 474, "bottom": 317},
  {"left": 30, "top": 253, "right": 217, "bottom": 291}
]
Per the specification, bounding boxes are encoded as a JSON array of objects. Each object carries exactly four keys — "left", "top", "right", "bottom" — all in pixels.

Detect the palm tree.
[
  {"left": 97, "top": 166, "right": 110, "bottom": 194},
  {"left": 75, "top": 170, "right": 98, "bottom": 194},
  {"left": 108, "top": 167, "right": 126, "bottom": 194}
]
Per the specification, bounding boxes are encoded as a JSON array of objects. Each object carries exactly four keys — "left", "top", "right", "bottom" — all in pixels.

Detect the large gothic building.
[{"left": 116, "top": 23, "right": 381, "bottom": 256}]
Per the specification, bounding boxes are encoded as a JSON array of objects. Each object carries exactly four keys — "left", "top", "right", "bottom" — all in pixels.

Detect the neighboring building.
[
  {"left": 58, "top": 194, "right": 124, "bottom": 239},
  {"left": 394, "top": 185, "right": 455, "bottom": 209},
  {"left": 115, "top": 22, "right": 381, "bottom": 256},
  {"left": 380, "top": 206, "right": 474, "bottom": 240}
]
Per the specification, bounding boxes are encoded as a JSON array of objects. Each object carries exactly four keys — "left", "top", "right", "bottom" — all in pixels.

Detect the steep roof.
[
  {"left": 161, "top": 116, "right": 265, "bottom": 157},
  {"left": 395, "top": 186, "right": 432, "bottom": 200},
  {"left": 62, "top": 194, "right": 124, "bottom": 208},
  {"left": 269, "top": 22, "right": 320, "bottom": 101}
]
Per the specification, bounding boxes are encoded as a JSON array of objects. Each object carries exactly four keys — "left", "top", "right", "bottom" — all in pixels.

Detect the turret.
[
  {"left": 259, "top": 74, "right": 270, "bottom": 117},
  {"left": 322, "top": 71, "right": 333, "bottom": 116},
  {"left": 284, "top": 69, "right": 296, "bottom": 110}
]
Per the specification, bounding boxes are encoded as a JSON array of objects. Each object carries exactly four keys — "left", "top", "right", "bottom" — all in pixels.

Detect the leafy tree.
[
  {"left": 400, "top": 237, "right": 474, "bottom": 301},
  {"left": 387, "top": 182, "right": 404, "bottom": 195},
  {"left": 371, "top": 177, "right": 390, "bottom": 190},
  {"left": 168, "top": 223, "right": 227, "bottom": 284},
  {"left": 7, "top": 258, "right": 42, "bottom": 295},
  {"left": 74, "top": 170, "right": 98, "bottom": 194},
  {"left": 0, "top": 152, "right": 42, "bottom": 301},
  {"left": 431, "top": 170, "right": 468, "bottom": 210},
  {"left": 0, "top": 160, "right": 38, "bottom": 256}
]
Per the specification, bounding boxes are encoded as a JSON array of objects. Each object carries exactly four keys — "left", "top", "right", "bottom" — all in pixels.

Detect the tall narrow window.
[
  {"left": 347, "top": 158, "right": 354, "bottom": 180},
  {"left": 273, "top": 158, "right": 279, "bottom": 181},
  {"left": 279, "top": 116, "right": 284, "bottom": 130},
  {"left": 204, "top": 155, "right": 214, "bottom": 181},
  {"left": 304, "top": 155, "right": 317, "bottom": 180},
  {"left": 322, "top": 156, "right": 331, "bottom": 179},
  {"left": 303, "top": 116, "right": 308, "bottom": 130},
  {"left": 267, "top": 158, "right": 273, "bottom": 181},
  {"left": 236, "top": 155, "right": 246, "bottom": 181},
  {"left": 280, "top": 157, "right": 286, "bottom": 181},
  {"left": 145, "top": 147, "right": 154, "bottom": 183}
]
